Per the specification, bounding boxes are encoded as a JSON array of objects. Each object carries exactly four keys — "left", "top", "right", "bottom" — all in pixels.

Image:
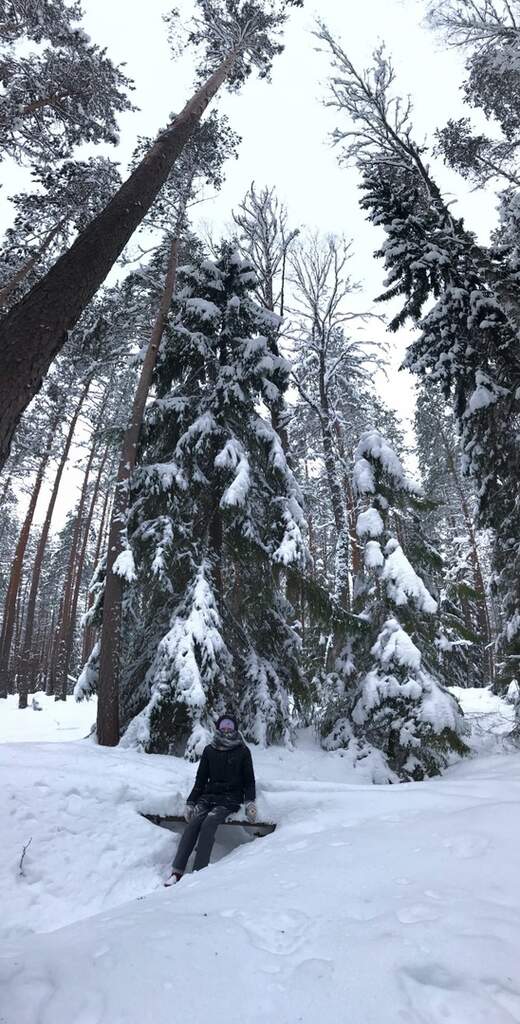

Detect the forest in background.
[{"left": 1, "top": 0, "right": 519, "bottom": 783}]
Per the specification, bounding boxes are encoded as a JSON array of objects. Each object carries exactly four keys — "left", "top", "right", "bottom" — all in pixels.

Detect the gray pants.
[{"left": 172, "top": 798, "right": 238, "bottom": 874}]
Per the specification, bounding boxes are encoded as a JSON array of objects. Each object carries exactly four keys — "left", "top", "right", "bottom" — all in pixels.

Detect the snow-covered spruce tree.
[
  {"left": 321, "top": 430, "right": 467, "bottom": 782},
  {"left": 317, "top": 30, "right": 520, "bottom": 711},
  {"left": 117, "top": 245, "right": 306, "bottom": 757}
]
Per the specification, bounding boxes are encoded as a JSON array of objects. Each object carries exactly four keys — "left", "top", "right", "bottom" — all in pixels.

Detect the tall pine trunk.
[
  {"left": 318, "top": 356, "right": 350, "bottom": 611},
  {"left": 64, "top": 445, "right": 110, "bottom": 693},
  {"left": 82, "top": 475, "right": 112, "bottom": 665},
  {"left": 0, "top": 52, "right": 238, "bottom": 472},
  {"left": 0, "top": 417, "right": 57, "bottom": 697},
  {"left": 17, "top": 383, "right": 90, "bottom": 707},
  {"left": 54, "top": 434, "right": 100, "bottom": 700},
  {"left": 97, "top": 239, "right": 179, "bottom": 746}
]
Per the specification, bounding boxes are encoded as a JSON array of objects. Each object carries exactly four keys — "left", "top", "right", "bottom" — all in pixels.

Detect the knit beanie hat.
[{"left": 216, "top": 713, "right": 238, "bottom": 732}]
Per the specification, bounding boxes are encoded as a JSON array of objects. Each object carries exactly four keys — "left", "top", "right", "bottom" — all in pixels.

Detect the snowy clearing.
[{"left": 0, "top": 690, "right": 519, "bottom": 1024}]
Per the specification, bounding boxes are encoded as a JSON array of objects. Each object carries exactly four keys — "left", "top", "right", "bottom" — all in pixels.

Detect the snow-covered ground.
[{"left": 1, "top": 690, "right": 519, "bottom": 1024}]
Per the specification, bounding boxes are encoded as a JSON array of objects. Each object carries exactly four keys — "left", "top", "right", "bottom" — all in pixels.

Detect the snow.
[
  {"left": 215, "top": 438, "right": 251, "bottom": 508},
  {"left": 1, "top": 691, "right": 520, "bottom": 1024},
  {"left": 357, "top": 507, "right": 384, "bottom": 538},
  {"left": 382, "top": 540, "right": 438, "bottom": 614},
  {"left": 352, "top": 455, "right": 375, "bottom": 495},
  {"left": 356, "top": 430, "right": 422, "bottom": 494},
  {"left": 364, "top": 539, "right": 384, "bottom": 568},
  {"left": 372, "top": 617, "right": 422, "bottom": 670},
  {"left": 184, "top": 297, "right": 221, "bottom": 322},
  {"left": 112, "top": 548, "right": 136, "bottom": 583}
]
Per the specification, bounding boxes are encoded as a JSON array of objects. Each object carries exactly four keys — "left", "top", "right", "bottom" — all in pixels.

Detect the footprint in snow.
[
  {"left": 233, "top": 908, "right": 311, "bottom": 955},
  {"left": 483, "top": 979, "right": 520, "bottom": 1019},
  {"left": 342, "top": 898, "right": 382, "bottom": 922},
  {"left": 442, "top": 834, "right": 491, "bottom": 859},
  {"left": 397, "top": 904, "right": 441, "bottom": 925},
  {"left": 400, "top": 963, "right": 517, "bottom": 1024}
]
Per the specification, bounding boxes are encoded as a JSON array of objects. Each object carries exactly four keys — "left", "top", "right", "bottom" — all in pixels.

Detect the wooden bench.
[{"left": 142, "top": 813, "right": 276, "bottom": 838}]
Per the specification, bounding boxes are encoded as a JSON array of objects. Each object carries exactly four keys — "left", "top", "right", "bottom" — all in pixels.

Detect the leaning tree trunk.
[
  {"left": 0, "top": 416, "right": 57, "bottom": 697},
  {"left": 0, "top": 50, "right": 239, "bottom": 472},
  {"left": 97, "top": 238, "right": 179, "bottom": 746},
  {"left": 17, "top": 382, "right": 90, "bottom": 707}
]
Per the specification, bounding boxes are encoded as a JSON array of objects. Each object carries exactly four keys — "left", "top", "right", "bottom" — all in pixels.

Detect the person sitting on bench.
[{"left": 165, "top": 713, "right": 256, "bottom": 886}]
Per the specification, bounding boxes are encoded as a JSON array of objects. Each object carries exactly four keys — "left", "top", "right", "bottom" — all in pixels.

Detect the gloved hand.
[
  {"left": 245, "top": 802, "right": 257, "bottom": 823},
  {"left": 184, "top": 803, "right": 195, "bottom": 823}
]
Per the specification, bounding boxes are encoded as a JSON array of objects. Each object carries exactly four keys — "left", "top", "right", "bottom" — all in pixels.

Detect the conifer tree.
[
  {"left": 79, "top": 245, "right": 307, "bottom": 756},
  {"left": 317, "top": 28, "right": 520, "bottom": 709},
  {"left": 321, "top": 430, "right": 467, "bottom": 781},
  {"left": 0, "top": 0, "right": 134, "bottom": 164}
]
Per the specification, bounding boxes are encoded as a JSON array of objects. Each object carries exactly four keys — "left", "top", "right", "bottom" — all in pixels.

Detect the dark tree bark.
[
  {"left": 0, "top": 417, "right": 57, "bottom": 697},
  {"left": 97, "top": 239, "right": 179, "bottom": 746},
  {"left": 17, "top": 382, "right": 90, "bottom": 706},
  {"left": 0, "top": 51, "right": 238, "bottom": 472},
  {"left": 63, "top": 444, "right": 110, "bottom": 692},
  {"left": 46, "top": 598, "right": 62, "bottom": 696},
  {"left": 54, "top": 433, "right": 100, "bottom": 700},
  {"left": 81, "top": 476, "right": 112, "bottom": 665}
]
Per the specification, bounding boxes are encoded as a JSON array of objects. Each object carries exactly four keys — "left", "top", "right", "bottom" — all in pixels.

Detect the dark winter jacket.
[{"left": 187, "top": 742, "right": 256, "bottom": 809}]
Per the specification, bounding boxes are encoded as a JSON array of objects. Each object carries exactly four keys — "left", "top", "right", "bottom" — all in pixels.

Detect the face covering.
[{"left": 213, "top": 721, "right": 242, "bottom": 750}]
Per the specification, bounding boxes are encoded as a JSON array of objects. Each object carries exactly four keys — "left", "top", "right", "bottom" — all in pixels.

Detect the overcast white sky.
[
  {"left": 5, "top": 0, "right": 498, "bottom": 524},
  {"left": 78, "top": 0, "right": 495, "bottom": 411}
]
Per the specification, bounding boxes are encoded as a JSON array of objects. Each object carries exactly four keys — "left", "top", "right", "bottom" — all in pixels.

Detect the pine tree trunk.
[
  {"left": 82, "top": 478, "right": 112, "bottom": 664},
  {"left": 0, "top": 51, "right": 238, "bottom": 472},
  {"left": 333, "top": 420, "right": 363, "bottom": 578},
  {"left": 46, "top": 600, "right": 62, "bottom": 696},
  {"left": 54, "top": 434, "right": 100, "bottom": 700},
  {"left": 0, "top": 418, "right": 57, "bottom": 697},
  {"left": 97, "top": 238, "right": 180, "bottom": 746},
  {"left": 41, "top": 607, "right": 55, "bottom": 692},
  {"left": 17, "top": 383, "right": 90, "bottom": 704},
  {"left": 13, "top": 576, "right": 30, "bottom": 698},
  {"left": 318, "top": 363, "right": 350, "bottom": 610},
  {"left": 64, "top": 445, "right": 109, "bottom": 691}
]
